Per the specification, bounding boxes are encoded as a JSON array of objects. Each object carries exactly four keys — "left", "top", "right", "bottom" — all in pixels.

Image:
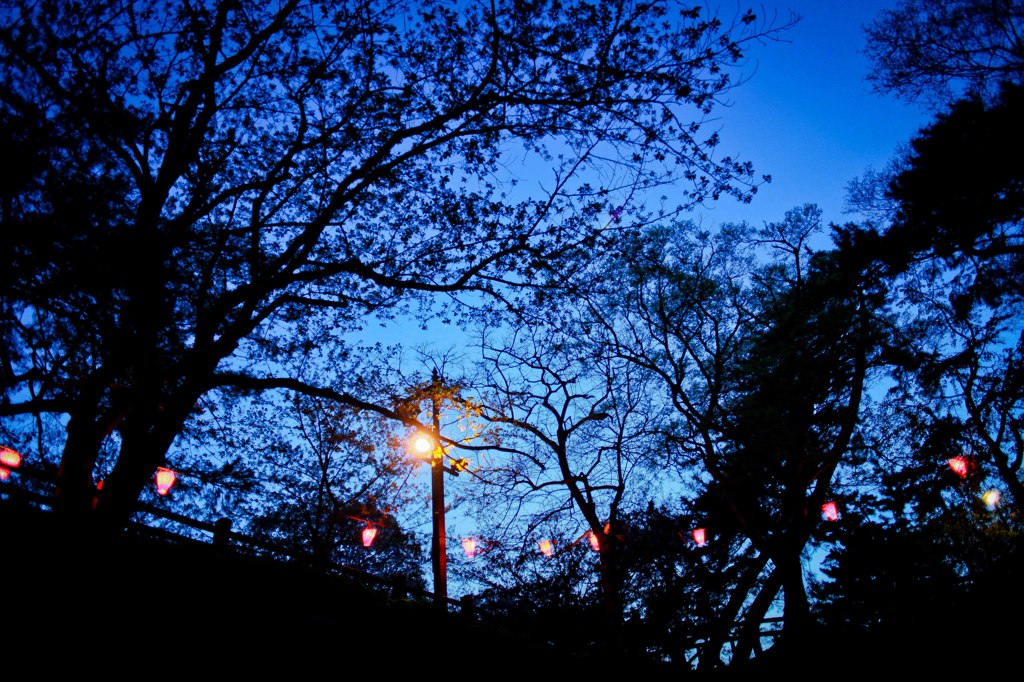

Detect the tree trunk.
[
  {"left": 778, "top": 548, "right": 811, "bottom": 646},
  {"left": 731, "top": 563, "right": 782, "bottom": 666},
  {"left": 93, "top": 396, "right": 190, "bottom": 531},
  {"left": 697, "top": 552, "right": 770, "bottom": 671},
  {"left": 55, "top": 414, "right": 109, "bottom": 518},
  {"left": 597, "top": 535, "right": 625, "bottom": 650}
]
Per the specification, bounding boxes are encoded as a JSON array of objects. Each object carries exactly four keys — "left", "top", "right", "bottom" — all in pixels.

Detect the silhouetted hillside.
[
  {"left": 6, "top": 499, "right": 1010, "bottom": 678},
  {"left": 3, "top": 502, "right": 686, "bottom": 678}
]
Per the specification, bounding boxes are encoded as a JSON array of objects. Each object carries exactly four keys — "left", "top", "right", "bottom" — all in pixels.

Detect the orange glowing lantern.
[
  {"left": 462, "top": 538, "right": 478, "bottom": 558},
  {"left": 821, "top": 501, "right": 839, "bottom": 521},
  {"left": 361, "top": 525, "right": 378, "bottom": 547},
  {"left": 692, "top": 528, "right": 707, "bottom": 547},
  {"left": 0, "top": 468, "right": 9, "bottom": 481},
  {"left": 0, "top": 447, "right": 23, "bottom": 469},
  {"left": 154, "top": 467, "right": 177, "bottom": 496},
  {"left": 538, "top": 539, "right": 554, "bottom": 557},
  {"left": 948, "top": 456, "right": 969, "bottom": 478},
  {"left": 587, "top": 530, "right": 600, "bottom": 551}
]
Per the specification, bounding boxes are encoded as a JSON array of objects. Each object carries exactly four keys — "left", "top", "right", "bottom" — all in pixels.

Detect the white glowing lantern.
[{"left": 982, "top": 490, "right": 1001, "bottom": 510}]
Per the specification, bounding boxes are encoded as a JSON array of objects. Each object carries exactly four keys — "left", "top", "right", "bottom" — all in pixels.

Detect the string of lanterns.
[{"left": 1, "top": 445, "right": 1006, "bottom": 556}]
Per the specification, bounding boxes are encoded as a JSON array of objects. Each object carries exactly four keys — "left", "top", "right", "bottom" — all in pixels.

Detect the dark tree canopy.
[
  {"left": 0, "top": 0, "right": 785, "bottom": 526},
  {"left": 884, "top": 81, "right": 1024, "bottom": 310},
  {"left": 863, "top": 0, "right": 1024, "bottom": 108}
]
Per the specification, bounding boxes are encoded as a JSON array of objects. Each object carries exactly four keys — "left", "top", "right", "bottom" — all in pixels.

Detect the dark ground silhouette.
[{"left": 3, "top": 500, "right": 1011, "bottom": 678}]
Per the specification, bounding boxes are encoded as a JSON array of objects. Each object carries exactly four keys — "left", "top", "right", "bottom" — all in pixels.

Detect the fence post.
[
  {"left": 391, "top": 574, "right": 409, "bottom": 600},
  {"left": 460, "top": 594, "right": 476, "bottom": 620},
  {"left": 213, "top": 517, "right": 233, "bottom": 551}
]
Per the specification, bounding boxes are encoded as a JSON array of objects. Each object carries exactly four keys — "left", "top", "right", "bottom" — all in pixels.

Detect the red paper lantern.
[
  {"left": 361, "top": 525, "right": 378, "bottom": 547},
  {"left": 587, "top": 531, "right": 600, "bottom": 551},
  {"left": 0, "top": 447, "right": 23, "bottom": 469},
  {"left": 538, "top": 539, "right": 554, "bottom": 557},
  {"left": 154, "top": 467, "right": 177, "bottom": 496},
  {"left": 822, "top": 501, "right": 839, "bottom": 521},
  {"left": 692, "top": 528, "right": 707, "bottom": 547},
  {"left": 948, "top": 456, "right": 969, "bottom": 478}
]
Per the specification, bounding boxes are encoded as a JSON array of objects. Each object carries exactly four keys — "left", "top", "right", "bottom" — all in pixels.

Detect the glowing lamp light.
[
  {"left": 822, "top": 501, "right": 839, "bottom": 521},
  {"left": 587, "top": 531, "right": 600, "bottom": 551},
  {"left": 0, "top": 468, "right": 9, "bottom": 481},
  {"left": 538, "top": 539, "right": 554, "bottom": 557},
  {"left": 948, "top": 456, "right": 969, "bottom": 478},
  {"left": 0, "top": 447, "right": 23, "bottom": 469},
  {"left": 361, "top": 525, "right": 378, "bottom": 547},
  {"left": 982, "top": 490, "right": 1001, "bottom": 510},
  {"left": 692, "top": 528, "right": 707, "bottom": 547},
  {"left": 462, "top": 538, "right": 478, "bottom": 558},
  {"left": 154, "top": 467, "right": 177, "bottom": 496},
  {"left": 413, "top": 434, "right": 434, "bottom": 459}
]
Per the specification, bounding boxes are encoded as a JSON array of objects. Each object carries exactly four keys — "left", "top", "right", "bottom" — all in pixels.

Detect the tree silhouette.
[
  {"left": 0, "top": 0, "right": 788, "bottom": 529},
  {"left": 863, "top": 0, "right": 1024, "bottom": 108},
  {"left": 579, "top": 207, "right": 889, "bottom": 668},
  {"left": 461, "top": 318, "right": 662, "bottom": 650}
]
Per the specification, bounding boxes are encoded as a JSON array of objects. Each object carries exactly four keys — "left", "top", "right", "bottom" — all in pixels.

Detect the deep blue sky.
[
  {"left": 696, "top": 0, "right": 931, "bottom": 229},
  {"left": 375, "top": 1, "right": 933, "bottom": 345}
]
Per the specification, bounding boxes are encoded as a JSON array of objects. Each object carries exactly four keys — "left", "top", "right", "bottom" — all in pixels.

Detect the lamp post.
[
  {"left": 429, "top": 426, "right": 448, "bottom": 609},
  {"left": 412, "top": 370, "right": 474, "bottom": 610},
  {"left": 413, "top": 374, "right": 450, "bottom": 611},
  {"left": 412, "top": 369, "right": 472, "bottom": 611}
]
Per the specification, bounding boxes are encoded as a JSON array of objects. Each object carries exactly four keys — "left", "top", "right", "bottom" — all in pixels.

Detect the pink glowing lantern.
[
  {"left": 948, "top": 456, "right": 969, "bottom": 478},
  {"left": 462, "top": 538, "right": 478, "bottom": 558},
  {"left": 0, "top": 446, "right": 23, "bottom": 479},
  {"left": 587, "top": 531, "right": 600, "bottom": 551},
  {"left": 692, "top": 528, "right": 707, "bottom": 547},
  {"left": 154, "top": 467, "right": 177, "bottom": 496},
  {"left": 821, "top": 501, "right": 839, "bottom": 521},
  {"left": 0, "top": 447, "right": 23, "bottom": 469},
  {"left": 361, "top": 525, "right": 378, "bottom": 547}
]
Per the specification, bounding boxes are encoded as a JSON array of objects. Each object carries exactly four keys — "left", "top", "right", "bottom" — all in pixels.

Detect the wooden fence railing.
[
  {"left": 2, "top": 461, "right": 781, "bottom": 661},
  {"left": 0, "top": 463, "right": 475, "bottom": 616}
]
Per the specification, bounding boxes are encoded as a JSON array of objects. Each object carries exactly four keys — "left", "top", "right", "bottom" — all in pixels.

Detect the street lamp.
[
  {"left": 412, "top": 435, "right": 471, "bottom": 609},
  {"left": 413, "top": 429, "right": 458, "bottom": 610},
  {"left": 411, "top": 369, "right": 472, "bottom": 610}
]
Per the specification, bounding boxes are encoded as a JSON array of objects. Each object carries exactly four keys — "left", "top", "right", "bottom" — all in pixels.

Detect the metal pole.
[
  {"left": 430, "top": 444, "right": 448, "bottom": 607},
  {"left": 429, "top": 389, "right": 448, "bottom": 609}
]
